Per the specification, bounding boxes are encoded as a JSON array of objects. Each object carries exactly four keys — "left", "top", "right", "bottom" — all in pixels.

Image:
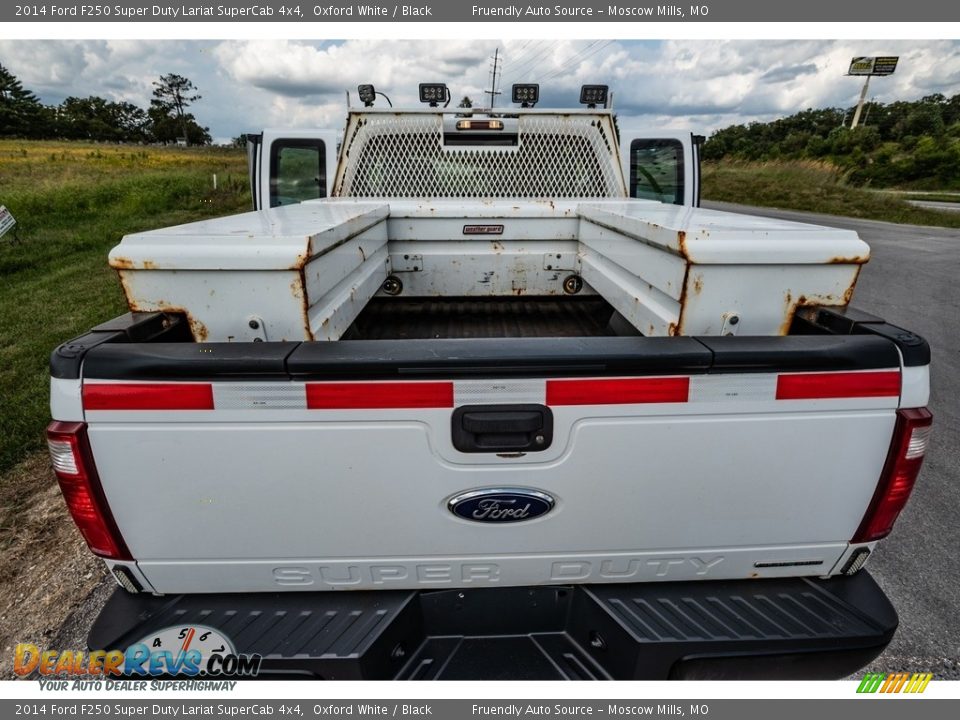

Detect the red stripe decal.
[
  {"left": 546, "top": 377, "right": 690, "bottom": 405},
  {"left": 776, "top": 371, "right": 901, "bottom": 400},
  {"left": 83, "top": 383, "right": 214, "bottom": 410},
  {"left": 306, "top": 382, "right": 454, "bottom": 409}
]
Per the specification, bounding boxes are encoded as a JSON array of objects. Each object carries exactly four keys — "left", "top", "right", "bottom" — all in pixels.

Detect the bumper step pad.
[{"left": 89, "top": 573, "right": 897, "bottom": 680}]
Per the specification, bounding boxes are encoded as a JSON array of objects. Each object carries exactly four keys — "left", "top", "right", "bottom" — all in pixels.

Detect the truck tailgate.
[{"left": 73, "top": 334, "right": 904, "bottom": 594}]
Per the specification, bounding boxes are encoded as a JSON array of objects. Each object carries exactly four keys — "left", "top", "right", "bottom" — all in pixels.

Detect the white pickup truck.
[{"left": 48, "top": 89, "right": 932, "bottom": 680}]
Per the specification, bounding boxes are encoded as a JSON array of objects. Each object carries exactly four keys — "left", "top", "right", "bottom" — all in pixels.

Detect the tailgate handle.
[
  {"left": 462, "top": 411, "right": 543, "bottom": 434},
  {"left": 452, "top": 404, "right": 553, "bottom": 453}
]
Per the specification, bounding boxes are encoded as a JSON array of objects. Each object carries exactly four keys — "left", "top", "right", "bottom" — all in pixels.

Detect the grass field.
[
  {"left": 702, "top": 160, "right": 960, "bottom": 228},
  {"left": 0, "top": 140, "right": 249, "bottom": 514}
]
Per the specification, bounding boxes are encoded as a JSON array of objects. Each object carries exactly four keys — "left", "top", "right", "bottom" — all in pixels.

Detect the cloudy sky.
[{"left": 1, "top": 39, "right": 959, "bottom": 143}]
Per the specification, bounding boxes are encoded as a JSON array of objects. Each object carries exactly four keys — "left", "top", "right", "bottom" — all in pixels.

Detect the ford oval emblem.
[{"left": 448, "top": 488, "right": 555, "bottom": 523}]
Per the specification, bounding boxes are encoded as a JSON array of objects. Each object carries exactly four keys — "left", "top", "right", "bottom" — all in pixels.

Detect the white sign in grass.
[{"left": 0, "top": 206, "right": 16, "bottom": 239}]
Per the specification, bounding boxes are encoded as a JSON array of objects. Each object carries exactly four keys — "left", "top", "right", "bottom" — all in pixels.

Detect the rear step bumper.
[{"left": 89, "top": 572, "right": 897, "bottom": 680}]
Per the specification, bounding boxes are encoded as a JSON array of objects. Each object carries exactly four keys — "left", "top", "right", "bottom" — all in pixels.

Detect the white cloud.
[
  {"left": 214, "top": 39, "right": 493, "bottom": 99},
  {"left": 1, "top": 39, "right": 959, "bottom": 143}
]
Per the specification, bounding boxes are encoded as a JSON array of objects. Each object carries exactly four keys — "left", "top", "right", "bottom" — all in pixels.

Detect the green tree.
[
  {"left": 56, "top": 96, "right": 151, "bottom": 142},
  {"left": 0, "top": 63, "right": 49, "bottom": 137},
  {"left": 702, "top": 93, "right": 960, "bottom": 189},
  {"left": 150, "top": 73, "right": 209, "bottom": 145},
  {"left": 898, "top": 104, "right": 945, "bottom": 138}
]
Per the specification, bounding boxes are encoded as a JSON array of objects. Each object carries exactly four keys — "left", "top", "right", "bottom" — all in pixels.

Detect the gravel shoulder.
[{"left": 0, "top": 453, "right": 109, "bottom": 679}]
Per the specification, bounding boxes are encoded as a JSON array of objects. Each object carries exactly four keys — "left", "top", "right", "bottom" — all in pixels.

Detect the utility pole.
[
  {"left": 484, "top": 47, "right": 502, "bottom": 109},
  {"left": 850, "top": 74, "right": 871, "bottom": 129}
]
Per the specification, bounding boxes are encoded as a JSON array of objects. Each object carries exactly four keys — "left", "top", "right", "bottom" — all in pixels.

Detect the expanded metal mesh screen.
[{"left": 335, "top": 113, "right": 623, "bottom": 199}]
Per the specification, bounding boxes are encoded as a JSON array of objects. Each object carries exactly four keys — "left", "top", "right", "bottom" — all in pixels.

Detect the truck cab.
[
  {"left": 246, "top": 129, "right": 338, "bottom": 210},
  {"left": 247, "top": 123, "right": 701, "bottom": 209}
]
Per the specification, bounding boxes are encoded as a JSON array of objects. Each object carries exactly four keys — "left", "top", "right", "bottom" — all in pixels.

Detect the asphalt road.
[
  {"left": 706, "top": 201, "right": 960, "bottom": 676},
  {"left": 54, "top": 203, "right": 960, "bottom": 677}
]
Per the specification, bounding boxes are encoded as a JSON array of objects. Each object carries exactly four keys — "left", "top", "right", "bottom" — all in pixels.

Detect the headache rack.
[{"left": 333, "top": 108, "right": 626, "bottom": 199}]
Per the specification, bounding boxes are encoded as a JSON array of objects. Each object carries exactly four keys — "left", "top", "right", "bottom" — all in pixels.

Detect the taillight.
[
  {"left": 853, "top": 408, "right": 933, "bottom": 543},
  {"left": 46, "top": 421, "right": 130, "bottom": 560}
]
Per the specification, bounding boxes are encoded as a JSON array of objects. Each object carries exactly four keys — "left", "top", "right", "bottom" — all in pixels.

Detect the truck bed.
[
  {"left": 107, "top": 199, "right": 870, "bottom": 343},
  {"left": 347, "top": 297, "right": 621, "bottom": 339}
]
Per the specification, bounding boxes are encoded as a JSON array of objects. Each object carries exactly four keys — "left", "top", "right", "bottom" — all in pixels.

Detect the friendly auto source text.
[{"left": 472, "top": 5, "right": 701, "bottom": 17}]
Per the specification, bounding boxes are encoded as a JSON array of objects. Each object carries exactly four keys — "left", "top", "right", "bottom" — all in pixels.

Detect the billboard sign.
[{"left": 848, "top": 56, "right": 900, "bottom": 76}]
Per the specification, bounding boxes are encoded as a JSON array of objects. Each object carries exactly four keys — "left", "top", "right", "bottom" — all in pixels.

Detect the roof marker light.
[
  {"left": 358, "top": 84, "right": 376, "bottom": 106},
  {"left": 512, "top": 84, "right": 539, "bottom": 108},
  {"left": 579, "top": 84, "right": 609, "bottom": 108},
  {"left": 419, "top": 83, "right": 449, "bottom": 107}
]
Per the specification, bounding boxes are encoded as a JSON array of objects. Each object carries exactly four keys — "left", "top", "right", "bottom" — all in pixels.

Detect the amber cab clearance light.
[{"left": 456, "top": 120, "right": 504, "bottom": 131}]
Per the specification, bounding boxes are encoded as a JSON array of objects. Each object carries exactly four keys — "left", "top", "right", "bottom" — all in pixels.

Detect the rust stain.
[
  {"left": 116, "top": 270, "right": 135, "bottom": 309},
  {"left": 298, "top": 268, "right": 313, "bottom": 340},
  {"left": 778, "top": 290, "right": 796, "bottom": 336},
  {"left": 110, "top": 256, "right": 135, "bottom": 270},
  {"left": 779, "top": 283, "right": 859, "bottom": 334},
  {"left": 676, "top": 230, "right": 689, "bottom": 260},
  {"left": 842, "top": 286, "right": 855, "bottom": 303},
  {"left": 692, "top": 274, "right": 704, "bottom": 295},
  {"left": 289, "top": 274, "right": 304, "bottom": 300},
  {"left": 189, "top": 315, "right": 209, "bottom": 342},
  {"left": 289, "top": 250, "right": 309, "bottom": 271},
  {"left": 669, "top": 262, "right": 691, "bottom": 336},
  {"left": 127, "top": 299, "right": 208, "bottom": 342},
  {"left": 843, "top": 266, "right": 862, "bottom": 304},
  {"left": 827, "top": 255, "right": 869, "bottom": 265}
]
